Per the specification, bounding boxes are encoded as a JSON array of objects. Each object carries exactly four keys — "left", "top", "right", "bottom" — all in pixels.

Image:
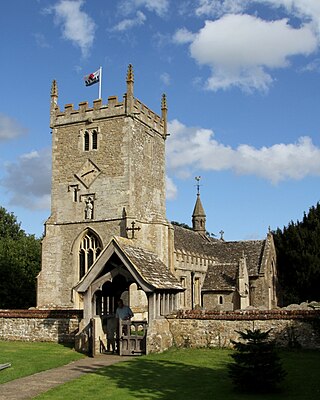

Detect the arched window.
[
  {"left": 219, "top": 295, "right": 224, "bottom": 305},
  {"left": 79, "top": 231, "right": 101, "bottom": 280},
  {"left": 92, "top": 130, "right": 98, "bottom": 150},
  {"left": 83, "top": 129, "right": 98, "bottom": 151},
  {"left": 84, "top": 131, "right": 89, "bottom": 151}
]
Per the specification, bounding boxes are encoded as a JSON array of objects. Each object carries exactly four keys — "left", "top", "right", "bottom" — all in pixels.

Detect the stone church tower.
[{"left": 37, "top": 65, "right": 172, "bottom": 309}]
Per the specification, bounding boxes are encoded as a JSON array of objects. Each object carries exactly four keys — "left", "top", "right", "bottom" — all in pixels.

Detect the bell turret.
[{"left": 192, "top": 176, "right": 206, "bottom": 233}]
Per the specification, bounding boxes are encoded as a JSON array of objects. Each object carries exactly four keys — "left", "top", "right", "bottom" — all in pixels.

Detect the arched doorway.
[{"left": 95, "top": 274, "right": 131, "bottom": 316}]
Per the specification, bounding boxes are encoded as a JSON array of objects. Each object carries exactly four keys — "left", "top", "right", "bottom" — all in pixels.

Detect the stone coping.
[
  {"left": 175, "top": 309, "right": 320, "bottom": 320},
  {"left": 0, "top": 309, "right": 83, "bottom": 319}
]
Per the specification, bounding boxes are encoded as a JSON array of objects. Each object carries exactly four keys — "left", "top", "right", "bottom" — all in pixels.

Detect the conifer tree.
[
  {"left": 274, "top": 202, "right": 320, "bottom": 304},
  {"left": 228, "top": 329, "right": 286, "bottom": 393}
]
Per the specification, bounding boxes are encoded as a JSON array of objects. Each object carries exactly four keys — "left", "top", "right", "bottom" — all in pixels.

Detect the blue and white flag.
[{"left": 84, "top": 69, "right": 100, "bottom": 86}]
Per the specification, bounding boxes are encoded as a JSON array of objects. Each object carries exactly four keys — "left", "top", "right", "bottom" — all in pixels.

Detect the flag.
[{"left": 84, "top": 69, "right": 100, "bottom": 86}]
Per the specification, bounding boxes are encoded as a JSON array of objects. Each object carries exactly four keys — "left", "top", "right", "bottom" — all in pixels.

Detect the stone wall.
[
  {"left": 146, "top": 309, "right": 320, "bottom": 354},
  {"left": 0, "top": 310, "right": 82, "bottom": 343},
  {"left": 1, "top": 309, "right": 319, "bottom": 355}
]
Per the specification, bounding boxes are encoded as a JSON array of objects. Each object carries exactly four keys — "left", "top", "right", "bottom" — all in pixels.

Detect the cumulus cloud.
[
  {"left": 0, "top": 113, "right": 27, "bottom": 141},
  {"left": 166, "top": 119, "right": 320, "bottom": 184},
  {"left": 113, "top": 11, "right": 146, "bottom": 31},
  {"left": 1, "top": 148, "right": 51, "bottom": 210},
  {"left": 196, "top": 0, "right": 246, "bottom": 17},
  {"left": 166, "top": 176, "right": 177, "bottom": 199},
  {"left": 173, "top": 27, "right": 196, "bottom": 44},
  {"left": 175, "top": 14, "right": 317, "bottom": 92},
  {"left": 46, "top": 0, "right": 96, "bottom": 57},
  {"left": 119, "top": 0, "right": 169, "bottom": 17}
]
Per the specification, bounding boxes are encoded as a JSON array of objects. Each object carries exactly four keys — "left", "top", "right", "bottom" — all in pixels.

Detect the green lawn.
[
  {"left": 0, "top": 341, "right": 84, "bottom": 384},
  {"left": 34, "top": 348, "right": 320, "bottom": 400}
]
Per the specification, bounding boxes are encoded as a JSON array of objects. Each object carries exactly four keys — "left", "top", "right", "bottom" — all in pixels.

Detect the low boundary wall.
[
  {"left": 1, "top": 309, "right": 319, "bottom": 355},
  {"left": 0, "top": 310, "right": 83, "bottom": 343},
  {"left": 147, "top": 309, "right": 320, "bottom": 353}
]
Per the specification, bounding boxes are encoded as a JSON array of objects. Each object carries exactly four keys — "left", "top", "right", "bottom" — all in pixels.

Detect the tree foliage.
[
  {"left": 273, "top": 203, "right": 320, "bottom": 305},
  {"left": 0, "top": 207, "right": 41, "bottom": 309},
  {"left": 228, "top": 329, "right": 286, "bottom": 393}
]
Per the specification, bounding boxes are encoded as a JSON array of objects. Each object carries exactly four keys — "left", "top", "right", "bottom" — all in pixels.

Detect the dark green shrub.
[{"left": 228, "top": 328, "right": 286, "bottom": 393}]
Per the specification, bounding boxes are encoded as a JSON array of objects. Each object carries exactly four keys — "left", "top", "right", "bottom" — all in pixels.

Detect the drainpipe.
[{"left": 191, "top": 271, "right": 195, "bottom": 310}]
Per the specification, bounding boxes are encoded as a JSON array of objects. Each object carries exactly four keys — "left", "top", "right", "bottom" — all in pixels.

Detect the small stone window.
[
  {"left": 219, "top": 295, "right": 224, "bottom": 305},
  {"left": 84, "top": 131, "right": 90, "bottom": 151},
  {"left": 92, "top": 130, "right": 98, "bottom": 149},
  {"left": 83, "top": 129, "right": 99, "bottom": 151}
]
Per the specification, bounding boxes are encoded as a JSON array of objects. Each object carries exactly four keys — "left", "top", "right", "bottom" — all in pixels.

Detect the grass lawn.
[
  {"left": 34, "top": 348, "right": 320, "bottom": 400},
  {"left": 0, "top": 340, "right": 84, "bottom": 384}
]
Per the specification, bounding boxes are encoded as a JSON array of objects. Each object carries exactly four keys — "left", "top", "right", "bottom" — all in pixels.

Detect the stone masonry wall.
[
  {"left": 0, "top": 310, "right": 82, "bottom": 343},
  {"left": 147, "top": 309, "right": 320, "bottom": 353},
  {"left": 1, "top": 309, "right": 319, "bottom": 354}
]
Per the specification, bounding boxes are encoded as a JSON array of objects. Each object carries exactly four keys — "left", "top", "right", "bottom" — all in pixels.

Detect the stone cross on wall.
[{"left": 126, "top": 221, "right": 141, "bottom": 239}]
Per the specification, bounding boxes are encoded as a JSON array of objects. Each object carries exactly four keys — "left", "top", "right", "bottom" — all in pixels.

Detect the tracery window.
[{"left": 79, "top": 231, "right": 101, "bottom": 280}]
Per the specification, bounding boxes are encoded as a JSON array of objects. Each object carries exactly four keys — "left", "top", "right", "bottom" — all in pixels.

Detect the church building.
[{"left": 37, "top": 65, "right": 279, "bottom": 353}]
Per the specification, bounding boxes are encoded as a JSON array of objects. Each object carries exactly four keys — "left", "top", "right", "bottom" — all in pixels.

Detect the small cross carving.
[{"left": 126, "top": 221, "right": 141, "bottom": 239}]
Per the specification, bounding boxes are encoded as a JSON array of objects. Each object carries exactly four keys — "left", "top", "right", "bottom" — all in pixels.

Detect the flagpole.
[{"left": 99, "top": 66, "right": 102, "bottom": 99}]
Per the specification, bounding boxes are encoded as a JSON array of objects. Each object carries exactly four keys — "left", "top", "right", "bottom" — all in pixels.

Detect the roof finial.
[
  {"left": 219, "top": 230, "right": 224, "bottom": 241},
  {"left": 161, "top": 93, "right": 167, "bottom": 110},
  {"left": 50, "top": 80, "right": 59, "bottom": 128},
  {"left": 127, "top": 64, "right": 134, "bottom": 83},
  {"left": 195, "top": 176, "right": 201, "bottom": 195},
  {"left": 126, "top": 64, "right": 134, "bottom": 115},
  {"left": 51, "top": 80, "right": 58, "bottom": 102},
  {"left": 161, "top": 93, "right": 168, "bottom": 138}
]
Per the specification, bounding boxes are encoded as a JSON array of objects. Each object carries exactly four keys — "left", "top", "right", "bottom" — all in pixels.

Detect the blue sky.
[{"left": 1, "top": 0, "right": 320, "bottom": 240}]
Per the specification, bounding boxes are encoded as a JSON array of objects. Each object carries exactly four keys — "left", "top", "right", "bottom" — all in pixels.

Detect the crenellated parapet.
[
  {"left": 50, "top": 95, "right": 167, "bottom": 137},
  {"left": 50, "top": 64, "right": 168, "bottom": 138}
]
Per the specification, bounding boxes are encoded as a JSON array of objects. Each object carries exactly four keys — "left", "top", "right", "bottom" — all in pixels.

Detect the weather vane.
[{"left": 195, "top": 176, "right": 201, "bottom": 195}]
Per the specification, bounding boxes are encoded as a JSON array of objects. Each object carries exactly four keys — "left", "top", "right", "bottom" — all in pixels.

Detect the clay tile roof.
[
  {"left": 202, "top": 263, "right": 237, "bottom": 291},
  {"left": 173, "top": 225, "right": 265, "bottom": 275},
  {"left": 116, "top": 237, "right": 182, "bottom": 290}
]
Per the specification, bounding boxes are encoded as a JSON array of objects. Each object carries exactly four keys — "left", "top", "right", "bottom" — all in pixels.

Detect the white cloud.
[
  {"left": 1, "top": 148, "right": 51, "bottom": 210},
  {"left": 120, "top": 0, "right": 169, "bottom": 17},
  {"left": 47, "top": 0, "right": 96, "bottom": 57},
  {"left": 173, "top": 27, "right": 196, "bottom": 44},
  {"left": 160, "top": 72, "right": 171, "bottom": 85},
  {"left": 301, "top": 58, "right": 320, "bottom": 73},
  {"left": 167, "top": 119, "right": 320, "bottom": 184},
  {"left": 176, "top": 14, "right": 317, "bottom": 92},
  {"left": 113, "top": 11, "right": 146, "bottom": 31},
  {"left": 166, "top": 176, "right": 177, "bottom": 199},
  {"left": 33, "top": 32, "right": 50, "bottom": 48},
  {"left": 196, "top": 0, "right": 246, "bottom": 17},
  {"left": 0, "top": 113, "right": 27, "bottom": 141},
  {"left": 196, "top": 0, "right": 320, "bottom": 34}
]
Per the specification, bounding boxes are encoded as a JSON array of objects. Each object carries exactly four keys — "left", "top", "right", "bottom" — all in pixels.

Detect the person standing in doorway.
[
  {"left": 116, "top": 299, "right": 134, "bottom": 339},
  {"left": 116, "top": 299, "right": 134, "bottom": 320}
]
